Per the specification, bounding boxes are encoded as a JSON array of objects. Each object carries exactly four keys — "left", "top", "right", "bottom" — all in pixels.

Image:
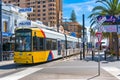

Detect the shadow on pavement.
[
  {"left": 0, "top": 59, "right": 59, "bottom": 69},
  {"left": 87, "top": 74, "right": 100, "bottom": 80},
  {"left": 0, "top": 63, "right": 40, "bottom": 69}
]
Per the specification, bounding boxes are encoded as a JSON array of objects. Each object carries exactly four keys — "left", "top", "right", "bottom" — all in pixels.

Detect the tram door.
[{"left": 57, "top": 40, "right": 61, "bottom": 55}]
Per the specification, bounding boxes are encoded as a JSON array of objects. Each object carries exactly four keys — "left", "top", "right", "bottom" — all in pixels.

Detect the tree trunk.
[
  {"left": 113, "top": 32, "right": 119, "bottom": 60},
  {"left": 109, "top": 33, "right": 113, "bottom": 50}
]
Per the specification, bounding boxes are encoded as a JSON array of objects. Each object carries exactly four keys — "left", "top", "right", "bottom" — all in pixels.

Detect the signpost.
[
  {"left": 95, "top": 32, "right": 102, "bottom": 76},
  {"left": 92, "top": 16, "right": 106, "bottom": 75}
]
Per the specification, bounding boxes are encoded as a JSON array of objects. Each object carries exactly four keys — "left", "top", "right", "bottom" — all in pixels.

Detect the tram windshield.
[{"left": 15, "top": 30, "right": 31, "bottom": 51}]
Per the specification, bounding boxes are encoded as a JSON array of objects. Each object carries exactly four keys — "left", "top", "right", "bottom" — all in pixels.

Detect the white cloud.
[
  {"left": 63, "top": 0, "right": 98, "bottom": 32},
  {"left": 87, "top": 5, "right": 94, "bottom": 12}
]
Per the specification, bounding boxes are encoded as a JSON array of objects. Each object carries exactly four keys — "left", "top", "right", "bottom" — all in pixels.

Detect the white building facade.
[
  {"left": 2, "top": 3, "right": 28, "bottom": 60},
  {"left": 2, "top": 3, "right": 27, "bottom": 35}
]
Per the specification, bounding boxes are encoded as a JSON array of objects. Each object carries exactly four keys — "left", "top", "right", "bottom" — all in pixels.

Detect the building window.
[
  {"left": 28, "top": 14, "right": 30, "bottom": 17},
  {"left": 43, "top": 13, "right": 46, "bottom": 16},
  {"left": 8, "top": 1, "right": 11, "bottom": 3},
  {"left": 33, "top": 10, "right": 35, "bottom": 12},
  {"left": 43, "top": 9, "right": 46, "bottom": 12},
  {"left": 49, "top": 4, "right": 52, "bottom": 6},
  {"left": 43, "top": 1, "right": 46, "bottom": 3},
  {"left": 33, "top": 14, "right": 36, "bottom": 16},
  {"left": 49, "top": 12, "right": 55, "bottom": 15},
  {"left": 49, "top": 8, "right": 55, "bottom": 11},
  {"left": 38, "top": 18, "right": 41, "bottom": 20},
  {"left": 33, "top": 6, "right": 35, "bottom": 8},
  {"left": 27, "top": 2, "right": 30, "bottom": 5},
  {"left": 38, "top": 10, "right": 40, "bottom": 12},
  {"left": 38, "top": 6, "right": 40, "bottom": 8},
  {"left": 43, "top": 18, "right": 46, "bottom": 20},
  {"left": 38, "top": 14, "right": 40, "bottom": 16},
  {"left": 49, "top": 17, "right": 52, "bottom": 19},
  {"left": 3, "top": 21, "right": 8, "bottom": 32},
  {"left": 43, "top": 5, "right": 46, "bottom": 8},
  {"left": 38, "top": 1, "right": 40, "bottom": 4},
  {"left": 49, "top": 0, "right": 55, "bottom": 2},
  {"left": 32, "top": 2, "right": 35, "bottom": 4}
]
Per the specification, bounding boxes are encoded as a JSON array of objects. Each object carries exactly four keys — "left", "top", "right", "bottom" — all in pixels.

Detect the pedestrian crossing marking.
[
  {"left": 0, "top": 68, "right": 43, "bottom": 80},
  {"left": 102, "top": 67, "right": 120, "bottom": 79}
]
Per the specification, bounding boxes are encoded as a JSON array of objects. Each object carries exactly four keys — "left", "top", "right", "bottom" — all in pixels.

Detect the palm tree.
[{"left": 89, "top": 0, "right": 120, "bottom": 59}]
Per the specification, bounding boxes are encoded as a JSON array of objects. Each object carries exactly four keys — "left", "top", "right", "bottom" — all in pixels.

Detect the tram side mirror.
[
  {"left": 34, "top": 32, "right": 36, "bottom": 36},
  {"left": 34, "top": 32, "right": 37, "bottom": 40}
]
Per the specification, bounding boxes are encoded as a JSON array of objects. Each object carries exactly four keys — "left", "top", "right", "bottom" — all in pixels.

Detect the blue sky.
[
  {"left": 63, "top": 0, "right": 98, "bottom": 27},
  {"left": 63, "top": 0, "right": 101, "bottom": 41}
]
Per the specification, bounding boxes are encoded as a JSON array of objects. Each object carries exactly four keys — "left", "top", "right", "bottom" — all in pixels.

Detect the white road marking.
[
  {"left": 0, "top": 68, "right": 43, "bottom": 80},
  {"left": 49, "top": 79, "right": 87, "bottom": 80},
  {"left": 102, "top": 67, "right": 120, "bottom": 79}
]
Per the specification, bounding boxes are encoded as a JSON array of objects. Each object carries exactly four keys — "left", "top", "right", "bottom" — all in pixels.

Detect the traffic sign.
[
  {"left": 93, "top": 16, "right": 106, "bottom": 31},
  {"left": 19, "top": 7, "right": 33, "bottom": 13},
  {"left": 98, "top": 17, "right": 106, "bottom": 24},
  {"left": 95, "top": 32, "right": 102, "bottom": 43}
]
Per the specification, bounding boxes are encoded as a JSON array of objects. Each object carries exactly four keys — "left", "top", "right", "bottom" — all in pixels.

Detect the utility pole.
[
  {"left": 0, "top": 0, "right": 3, "bottom": 61},
  {"left": 82, "top": 14, "right": 85, "bottom": 59}
]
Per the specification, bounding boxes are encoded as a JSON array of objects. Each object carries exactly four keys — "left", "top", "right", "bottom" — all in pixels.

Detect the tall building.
[{"left": 3, "top": 0, "right": 62, "bottom": 27}]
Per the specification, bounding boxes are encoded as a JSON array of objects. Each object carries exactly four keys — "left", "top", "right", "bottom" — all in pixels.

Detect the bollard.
[
  {"left": 104, "top": 51, "right": 106, "bottom": 60},
  {"left": 92, "top": 50, "right": 94, "bottom": 60},
  {"left": 80, "top": 51, "right": 82, "bottom": 60}
]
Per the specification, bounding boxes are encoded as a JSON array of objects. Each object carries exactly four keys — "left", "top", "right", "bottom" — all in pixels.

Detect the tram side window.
[
  {"left": 39, "top": 38, "right": 44, "bottom": 50},
  {"left": 67, "top": 41, "right": 71, "bottom": 49},
  {"left": 46, "top": 39, "right": 52, "bottom": 50},
  {"left": 33, "top": 36, "right": 38, "bottom": 51},
  {"left": 52, "top": 39, "right": 57, "bottom": 50},
  {"left": 33, "top": 37, "right": 44, "bottom": 51}
]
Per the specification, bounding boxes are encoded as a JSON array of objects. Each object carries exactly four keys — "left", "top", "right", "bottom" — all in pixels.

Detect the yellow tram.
[{"left": 14, "top": 24, "right": 80, "bottom": 64}]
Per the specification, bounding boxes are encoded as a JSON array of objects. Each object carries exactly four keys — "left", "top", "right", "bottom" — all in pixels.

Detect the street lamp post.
[
  {"left": 82, "top": 14, "right": 85, "bottom": 59},
  {"left": 0, "top": 0, "right": 2, "bottom": 61}
]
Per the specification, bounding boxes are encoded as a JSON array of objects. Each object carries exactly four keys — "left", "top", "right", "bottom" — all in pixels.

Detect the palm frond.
[
  {"left": 92, "top": 6, "right": 109, "bottom": 12},
  {"left": 96, "top": 0, "right": 111, "bottom": 10}
]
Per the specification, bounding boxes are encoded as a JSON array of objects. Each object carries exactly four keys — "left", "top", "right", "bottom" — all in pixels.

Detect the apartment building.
[
  {"left": 62, "top": 22, "right": 82, "bottom": 38},
  {"left": 3, "top": 0, "right": 62, "bottom": 27}
]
